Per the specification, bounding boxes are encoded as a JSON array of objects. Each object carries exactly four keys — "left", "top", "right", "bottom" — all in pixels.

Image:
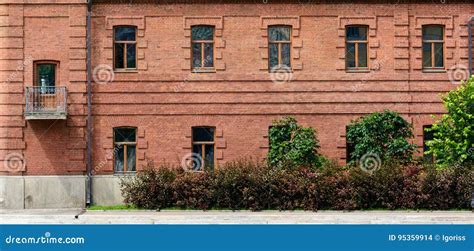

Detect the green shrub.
[
  {"left": 267, "top": 117, "right": 321, "bottom": 168},
  {"left": 346, "top": 110, "right": 416, "bottom": 164},
  {"left": 426, "top": 77, "right": 474, "bottom": 167}
]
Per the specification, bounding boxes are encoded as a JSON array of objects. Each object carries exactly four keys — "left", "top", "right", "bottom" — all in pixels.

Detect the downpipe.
[{"left": 85, "top": 0, "right": 93, "bottom": 206}]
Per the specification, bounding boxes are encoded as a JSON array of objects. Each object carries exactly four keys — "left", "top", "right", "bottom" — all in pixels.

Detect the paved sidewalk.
[{"left": 0, "top": 210, "right": 473, "bottom": 224}]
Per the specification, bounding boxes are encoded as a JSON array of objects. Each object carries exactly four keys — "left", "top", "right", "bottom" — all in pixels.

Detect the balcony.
[{"left": 25, "top": 86, "right": 67, "bottom": 120}]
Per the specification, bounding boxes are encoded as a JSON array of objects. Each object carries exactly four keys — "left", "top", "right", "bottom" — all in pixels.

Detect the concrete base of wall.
[
  {"left": 91, "top": 175, "right": 125, "bottom": 206},
  {"left": 0, "top": 175, "right": 125, "bottom": 209},
  {"left": 0, "top": 176, "right": 86, "bottom": 209}
]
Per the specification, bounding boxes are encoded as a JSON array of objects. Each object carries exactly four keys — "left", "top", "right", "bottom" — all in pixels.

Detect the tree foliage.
[
  {"left": 267, "top": 117, "right": 321, "bottom": 168},
  {"left": 346, "top": 110, "right": 416, "bottom": 163},
  {"left": 427, "top": 77, "right": 474, "bottom": 167}
]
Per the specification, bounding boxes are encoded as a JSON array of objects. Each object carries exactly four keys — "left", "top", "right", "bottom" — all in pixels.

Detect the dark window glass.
[
  {"left": 191, "top": 26, "right": 214, "bottom": 70},
  {"left": 115, "top": 146, "right": 125, "bottom": 172},
  {"left": 37, "top": 64, "right": 56, "bottom": 87},
  {"left": 114, "top": 128, "right": 136, "bottom": 142},
  {"left": 204, "top": 144, "right": 215, "bottom": 170},
  {"left": 358, "top": 43, "right": 368, "bottom": 67},
  {"left": 346, "top": 127, "right": 355, "bottom": 163},
  {"left": 422, "top": 26, "right": 443, "bottom": 41},
  {"left": 127, "top": 145, "right": 136, "bottom": 172},
  {"left": 422, "top": 43, "right": 432, "bottom": 68},
  {"left": 192, "top": 127, "right": 214, "bottom": 142},
  {"left": 269, "top": 43, "right": 279, "bottom": 68},
  {"left": 115, "top": 26, "right": 136, "bottom": 41},
  {"left": 346, "top": 43, "right": 356, "bottom": 68},
  {"left": 114, "top": 26, "right": 137, "bottom": 69},
  {"left": 192, "top": 26, "right": 214, "bottom": 41},
  {"left": 268, "top": 26, "right": 292, "bottom": 69},
  {"left": 192, "top": 144, "right": 204, "bottom": 171},
  {"left": 346, "top": 26, "right": 367, "bottom": 41},
  {"left": 434, "top": 43, "right": 444, "bottom": 67},
  {"left": 268, "top": 26, "right": 291, "bottom": 42}
]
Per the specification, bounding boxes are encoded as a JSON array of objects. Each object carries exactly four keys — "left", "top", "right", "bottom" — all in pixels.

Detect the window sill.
[
  {"left": 113, "top": 171, "right": 137, "bottom": 176},
  {"left": 192, "top": 69, "right": 216, "bottom": 73},
  {"left": 114, "top": 69, "right": 138, "bottom": 73},
  {"left": 346, "top": 68, "right": 370, "bottom": 73},
  {"left": 422, "top": 68, "right": 446, "bottom": 73}
]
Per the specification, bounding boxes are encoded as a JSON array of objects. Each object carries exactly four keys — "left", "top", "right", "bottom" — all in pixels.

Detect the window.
[
  {"left": 191, "top": 127, "right": 215, "bottom": 171},
  {"left": 114, "top": 127, "right": 137, "bottom": 173},
  {"left": 345, "top": 26, "right": 368, "bottom": 70},
  {"left": 268, "top": 25, "right": 292, "bottom": 70},
  {"left": 191, "top": 25, "right": 214, "bottom": 71},
  {"left": 423, "top": 125, "right": 434, "bottom": 163},
  {"left": 34, "top": 61, "right": 58, "bottom": 94},
  {"left": 114, "top": 26, "right": 137, "bottom": 70},
  {"left": 422, "top": 25, "right": 444, "bottom": 69}
]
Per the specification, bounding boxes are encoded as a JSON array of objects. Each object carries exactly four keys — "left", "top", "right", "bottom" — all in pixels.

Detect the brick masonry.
[{"left": 0, "top": 0, "right": 473, "bottom": 175}]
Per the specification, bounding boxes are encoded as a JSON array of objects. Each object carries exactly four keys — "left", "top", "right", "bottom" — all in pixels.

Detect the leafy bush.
[
  {"left": 346, "top": 110, "right": 416, "bottom": 163},
  {"left": 267, "top": 117, "right": 321, "bottom": 168},
  {"left": 426, "top": 77, "right": 474, "bottom": 167},
  {"left": 120, "top": 159, "right": 473, "bottom": 211}
]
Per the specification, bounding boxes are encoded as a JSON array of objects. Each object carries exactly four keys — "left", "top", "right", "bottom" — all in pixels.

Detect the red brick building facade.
[{"left": 0, "top": 0, "right": 473, "bottom": 208}]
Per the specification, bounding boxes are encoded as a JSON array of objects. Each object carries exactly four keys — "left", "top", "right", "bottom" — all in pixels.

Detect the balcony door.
[{"left": 34, "top": 61, "right": 58, "bottom": 111}]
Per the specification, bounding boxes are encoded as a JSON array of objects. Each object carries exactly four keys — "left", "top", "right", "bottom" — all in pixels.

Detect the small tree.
[
  {"left": 346, "top": 110, "right": 416, "bottom": 163},
  {"left": 427, "top": 77, "right": 474, "bottom": 167},
  {"left": 267, "top": 117, "right": 321, "bottom": 168}
]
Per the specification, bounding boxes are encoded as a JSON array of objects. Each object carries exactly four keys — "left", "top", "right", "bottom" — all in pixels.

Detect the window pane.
[
  {"left": 281, "top": 43, "right": 291, "bottom": 67},
  {"left": 269, "top": 43, "right": 279, "bottom": 68},
  {"left": 192, "top": 26, "right": 214, "bottom": 41},
  {"left": 127, "top": 146, "right": 136, "bottom": 172},
  {"left": 192, "top": 127, "right": 214, "bottom": 142},
  {"left": 114, "top": 43, "right": 125, "bottom": 69},
  {"left": 422, "top": 43, "right": 432, "bottom": 68},
  {"left": 37, "top": 64, "right": 55, "bottom": 87},
  {"left": 357, "top": 43, "right": 367, "bottom": 68},
  {"left": 126, "top": 44, "right": 136, "bottom": 68},
  {"left": 423, "top": 126, "right": 434, "bottom": 162},
  {"left": 434, "top": 43, "right": 444, "bottom": 67},
  {"left": 346, "top": 43, "right": 356, "bottom": 68},
  {"left": 204, "top": 144, "right": 214, "bottom": 170},
  {"left": 115, "top": 27, "right": 136, "bottom": 41},
  {"left": 192, "top": 43, "right": 202, "bottom": 68},
  {"left": 114, "top": 146, "right": 124, "bottom": 172},
  {"left": 346, "top": 26, "right": 367, "bottom": 41},
  {"left": 204, "top": 43, "right": 214, "bottom": 67},
  {"left": 192, "top": 144, "right": 203, "bottom": 171},
  {"left": 268, "top": 26, "right": 291, "bottom": 42},
  {"left": 423, "top": 26, "right": 443, "bottom": 41},
  {"left": 114, "top": 128, "right": 136, "bottom": 142}
]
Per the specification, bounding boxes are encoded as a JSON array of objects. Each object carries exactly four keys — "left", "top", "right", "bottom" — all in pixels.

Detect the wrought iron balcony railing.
[{"left": 25, "top": 86, "right": 67, "bottom": 120}]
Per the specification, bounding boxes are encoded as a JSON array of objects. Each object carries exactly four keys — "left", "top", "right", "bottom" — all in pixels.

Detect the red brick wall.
[{"left": 1, "top": 1, "right": 473, "bottom": 175}]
